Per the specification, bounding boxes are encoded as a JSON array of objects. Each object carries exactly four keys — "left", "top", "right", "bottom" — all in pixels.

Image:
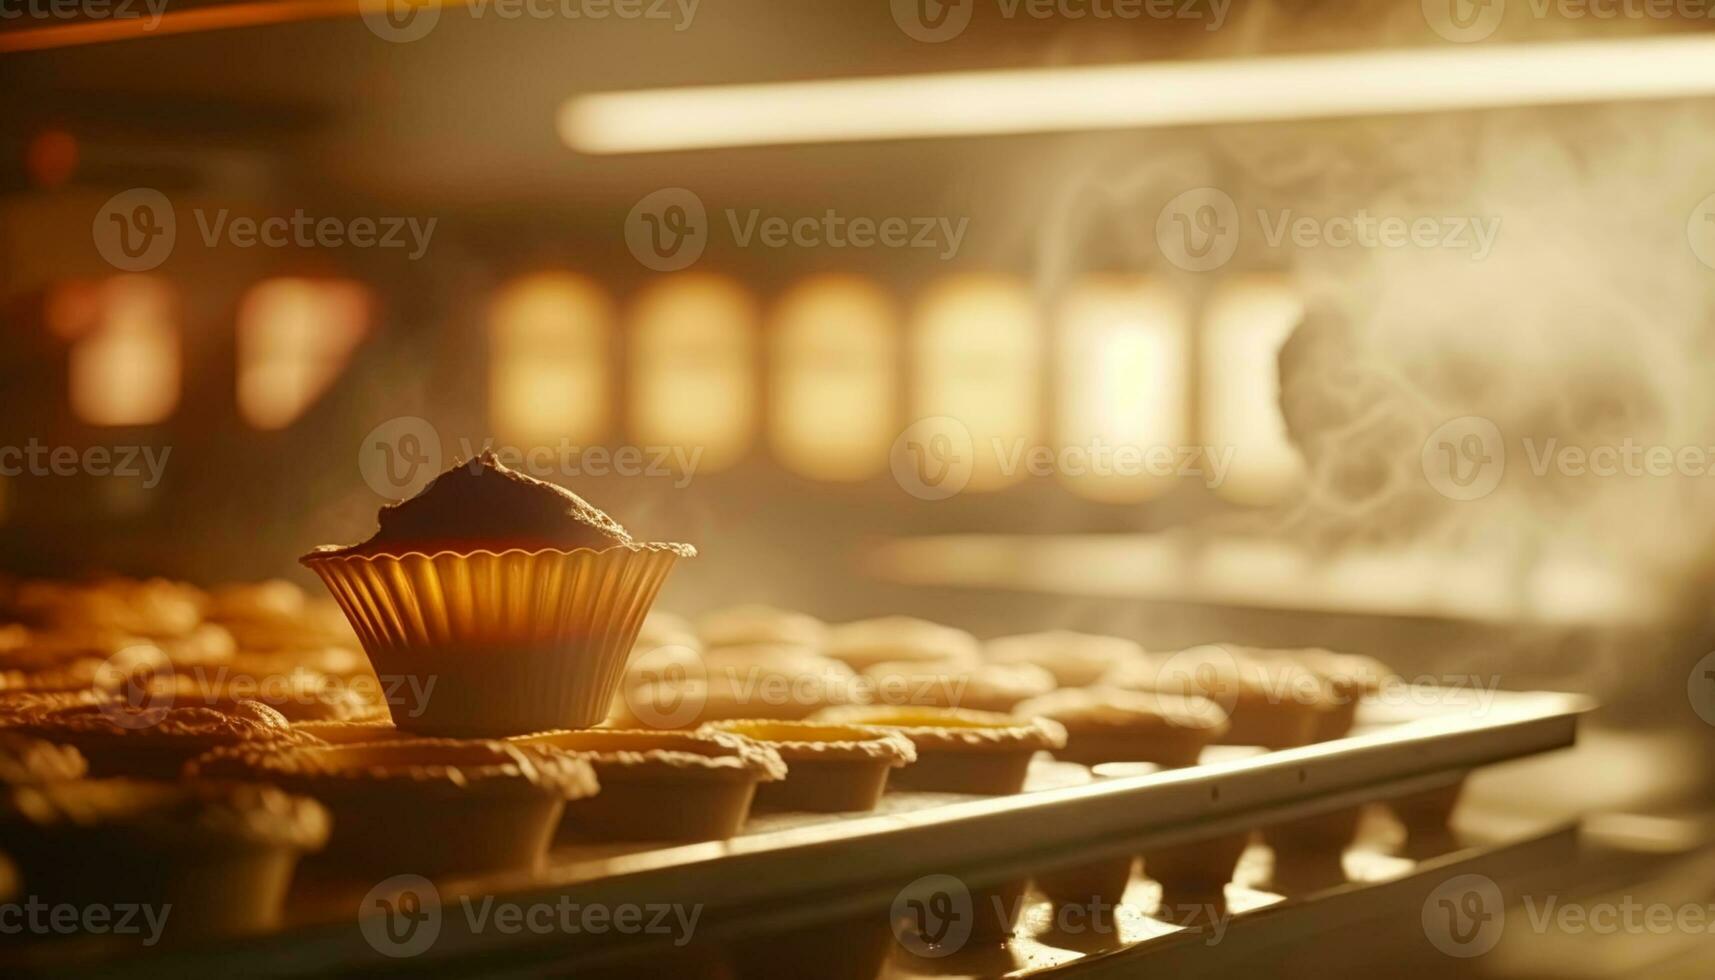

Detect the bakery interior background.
[{"left": 4, "top": 0, "right": 1715, "bottom": 813}]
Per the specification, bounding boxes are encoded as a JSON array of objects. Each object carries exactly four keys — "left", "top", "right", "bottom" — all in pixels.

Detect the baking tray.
[{"left": 21, "top": 687, "right": 1592, "bottom": 977}]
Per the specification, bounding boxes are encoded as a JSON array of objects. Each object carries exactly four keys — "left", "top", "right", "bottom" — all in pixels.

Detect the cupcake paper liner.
[{"left": 303, "top": 545, "right": 683, "bottom": 736}]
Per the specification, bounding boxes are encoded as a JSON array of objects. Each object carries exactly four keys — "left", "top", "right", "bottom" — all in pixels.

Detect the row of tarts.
[{"left": 0, "top": 575, "right": 1447, "bottom": 952}]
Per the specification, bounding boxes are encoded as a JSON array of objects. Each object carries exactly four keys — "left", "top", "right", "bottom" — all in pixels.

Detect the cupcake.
[
  {"left": 863, "top": 660, "right": 1055, "bottom": 713},
  {"left": 813, "top": 706, "right": 1065, "bottom": 795},
  {"left": 509, "top": 729, "right": 785, "bottom": 841},
  {"left": 1015, "top": 688, "right": 1229, "bottom": 768},
  {"left": 5, "top": 699, "right": 320, "bottom": 778},
  {"left": 983, "top": 630, "right": 1144, "bottom": 688},
  {"left": 701, "top": 719, "right": 916, "bottom": 812},
  {"left": 301, "top": 452, "right": 694, "bottom": 736},
  {"left": 824, "top": 617, "right": 979, "bottom": 672},
  {"left": 0, "top": 780, "right": 328, "bottom": 937},
  {"left": 189, "top": 739, "right": 596, "bottom": 875},
  {"left": 696, "top": 604, "right": 826, "bottom": 650}
]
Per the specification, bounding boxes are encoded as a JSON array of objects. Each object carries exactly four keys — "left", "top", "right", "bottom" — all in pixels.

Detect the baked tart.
[
  {"left": 702, "top": 719, "right": 915, "bottom": 812},
  {"left": 983, "top": 630, "right": 1144, "bottom": 688},
  {"left": 862, "top": 660, "right": 1055, "bottom": 714},
  {"left": 1015, "top": 688, "right": 1229, "bottom": 768},
  {"left": 5, "top": 699, "right": 319, "bottom": 778},
  {"left": 823, "top": 617, "right": 978, "bottom": 672},
  {"left": 696, "top": 604, "right": 826, "bottom": 650},
  {"left": 0, "top": 779, "right": 328, "bottom": 937},
  {"left": 813, "top": 706, "right": 1066, "bottom": 795},
  {"left": 289, "top": 718, "right": 402, "bottom": 745},
  {"left": 509, "top": 729, "right": 785, "bottom": 841},
  {"left": 301, "top": 451, "right": 693, "bottom": 736},
  {"left": 189, "top": 739, "right": 596, "bottom": 875},
  {"left": 0, "top": 732, "right": 88, "bottom": 785},
  {"left": 619, "top": 655, "right": 867, "bottom": 729},
  {"left": 1106, "top": 645, "right": 1336, "bottom": 749}
]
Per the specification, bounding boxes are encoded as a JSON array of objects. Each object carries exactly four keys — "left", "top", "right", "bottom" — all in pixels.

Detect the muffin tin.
[{"left": 25, "top": 687, "right": 1588, "bottom": 977}]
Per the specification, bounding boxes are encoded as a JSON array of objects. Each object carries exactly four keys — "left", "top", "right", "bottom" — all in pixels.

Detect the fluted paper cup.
[{"left": 302, "top": 544, "right": 686, "bottom": 736}]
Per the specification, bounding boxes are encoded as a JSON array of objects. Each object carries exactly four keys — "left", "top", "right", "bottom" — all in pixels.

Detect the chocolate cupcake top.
[{"left": 308, "top": 451, "right": 694, "bottom": 559}]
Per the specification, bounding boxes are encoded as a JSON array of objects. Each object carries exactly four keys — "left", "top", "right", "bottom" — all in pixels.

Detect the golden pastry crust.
[
  {"left": 697, "top": 604, "right": 827, "bottom": 649},
  {"left": 189, "top": 739, "right": 599, "bottom": 800},
  {"left": 289, "top": 719, "right": 401, "bottom": 745},
  {"left": 509, "top": 728, "right": 788, "bottom": 783},
  {"left": 702, "top": 719, "right": 917, "bottom": 766},
  {"left": 1016, "top": 688, "right": 1229, "bottom": 735},
  {"left": 825, "top": 617, "right": 980, "bottom": 670},
  {"left": 863, "top": 660, "right": 1055, "bottom": 713},
  {"left": 15, "top": 698, "right": 307, "bottom": 741},
  {"left": 1, "top": 778, "right": 330, "bottom": 849},
  {"left": 0, "top": 732, "right": 88, "bottom": 785},
  {"left": 813, "top": 705, "right": 1067, "bottom": 754},
  {"left": 1107, "top": 645, "right": 1335, "bottom": 749},
  {"left": 983, "top": 631, "right": 1144, "bottom": 688}
]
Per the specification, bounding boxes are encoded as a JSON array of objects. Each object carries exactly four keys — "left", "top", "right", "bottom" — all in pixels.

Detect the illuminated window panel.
[
  {"left": 1202, "top": 276, "right": 1306, "bottom": 506},
  {"left": 69, "top": 276, "right": 179, "bottom": 426},
  {"left": 1056, "top": 277, "right": 1189, "bottom": 503},
  {"left": 629, "top": 274, "right": 757, "bottom": 474},
  {"left": 771, "top": 276, "right": 897, "bottom": 481},
  {"left": 238, "top": 278, "right": 371, "bottom": 430},
  {"left": 912, "top": 275, "right": 1041, "bottom": 492},
  {"left": 489, "top": 273, "right": 613, "bottom": 448}
]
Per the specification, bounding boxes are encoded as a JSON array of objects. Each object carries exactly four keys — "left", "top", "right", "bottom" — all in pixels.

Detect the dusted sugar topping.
[
  {"left": 308, "top": 451, "right": 694, "bottom": 559},
  {"left": 0, "top": 778, "right": 330, "bottom": 849}
]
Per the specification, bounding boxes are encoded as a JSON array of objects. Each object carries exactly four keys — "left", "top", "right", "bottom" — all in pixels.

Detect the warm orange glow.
[
  {"left": 771, "top": 276, "right": 897, "bottom": 481},
  {"left": 1203, "top": 276, "right": 1305, "bottom": 506},
  {"left": 1056, "top": 277, "right": 1189, "bottom": 503},
  {"left": 237, "top": 278, "right": 371, "bottom": 430},
  {"left": 912, "top": 276, "right": 1041, "bottom": 492},
  {"left": 489, "top": 273, "right": 612, "bottom": 448},
  {"left": 25, "top": 129, "right": 78, "bottom": 189},
  {"left": 69, "top": 276, "right": 179, "bottom": 427},
  {"left": 629, "top": 274, "right": 757, "bottom": 473}
]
